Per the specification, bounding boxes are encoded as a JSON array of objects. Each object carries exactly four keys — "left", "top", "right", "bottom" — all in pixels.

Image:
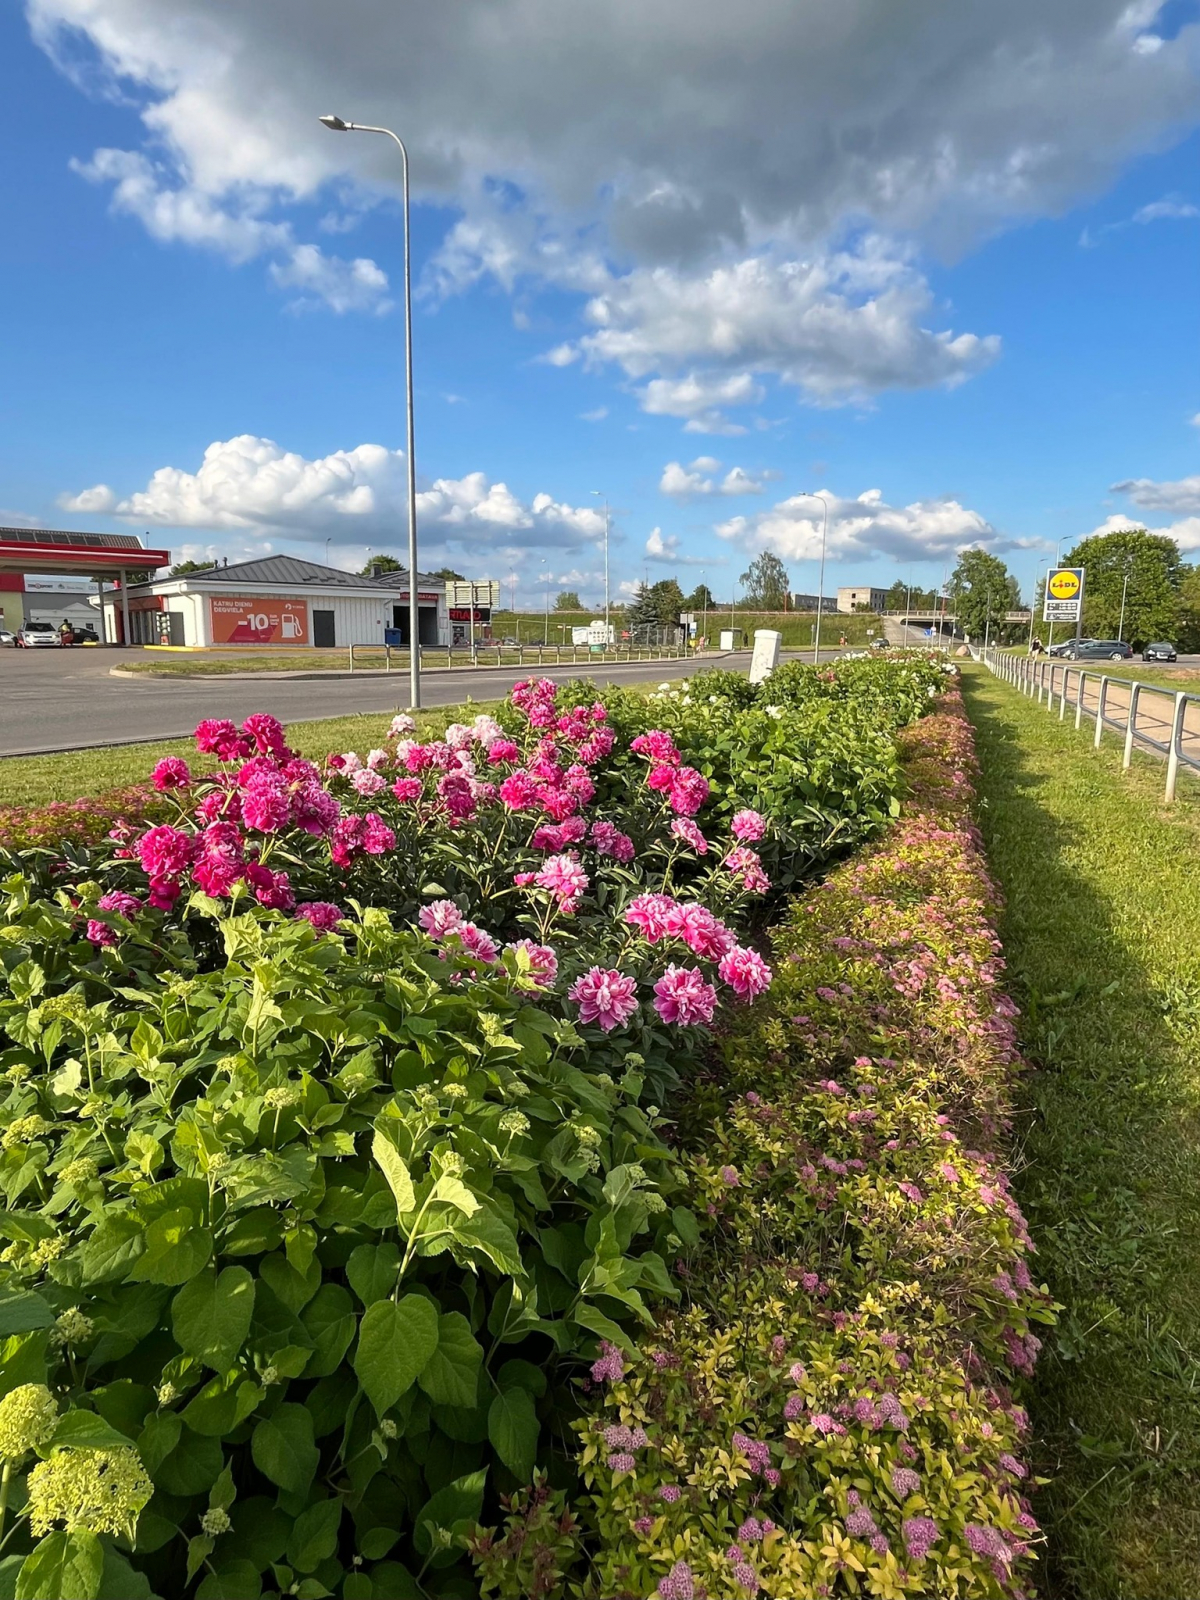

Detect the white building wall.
[{"left": 101, "top": 581, "right": 450, "bottom": 647}]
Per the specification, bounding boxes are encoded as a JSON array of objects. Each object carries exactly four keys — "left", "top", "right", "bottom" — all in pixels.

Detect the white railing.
[
  {"left": 344, "top": 639, "right": 691, "bottom": 672},
  {"left": 983, "top": 649, "right": 1199, "bottom": 802}
]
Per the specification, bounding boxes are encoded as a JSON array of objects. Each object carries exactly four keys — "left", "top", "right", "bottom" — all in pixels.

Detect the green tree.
[
  {"left": 1060, "top": 528, "right": 1181, "bottom": 648},
  {"left": 739, "top": 552, "right": 790, "bottom": 610},
  {"left": 1178, "top": 564, "right": 1200, "bottom": 652},
  {"left": 360, "top": 555, "right": 404, "bottom": 576},
  {"left": 431, "top": 566, "right": 466, "bottom": 581},
  {"left": 949, "top": 550, "right": 1020, "bottom": 642},
  {"left": 685, "top": 583, "right": 715, "bottom": 611},
  {"left": 554, "top": 590, "right": 583, "bottom": 611},
  {"left": 170, "top": 558, "right": 216, "bottom": 576},
  {"left": 627, "top": 579, "right": 685, "bottom": 633}
]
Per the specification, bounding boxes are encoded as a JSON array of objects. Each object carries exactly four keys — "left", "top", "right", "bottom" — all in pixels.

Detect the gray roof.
[{"left": 194, "top": 555, "right": 387, "bottom": 588}]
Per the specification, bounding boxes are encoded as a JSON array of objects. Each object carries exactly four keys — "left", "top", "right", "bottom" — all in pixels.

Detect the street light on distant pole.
[
  {"left": 797, "top": 492, "right": 829, "bottom": 664},
  {"left": 591, "top": 492, "right": 610, "bottom": 644},
  {"left": 1117, "top": 556, "right": 1134, "bottom": 642},
  {"left": 319, "top": 113, "right": 421, "bottom": 707}
]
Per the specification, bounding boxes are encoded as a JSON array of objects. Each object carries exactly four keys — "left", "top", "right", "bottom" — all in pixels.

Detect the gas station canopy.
[{"left": 0, "top": 527, "right": 171, "bottom": 579}]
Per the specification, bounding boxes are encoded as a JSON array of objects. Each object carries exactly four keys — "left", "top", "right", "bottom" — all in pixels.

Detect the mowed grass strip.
[
  {"left": 961, "top": 665, "right": 1200, "bottom": 1599},
  {"left": 0, "top": 704, "right": 499, "bottom": 807}
]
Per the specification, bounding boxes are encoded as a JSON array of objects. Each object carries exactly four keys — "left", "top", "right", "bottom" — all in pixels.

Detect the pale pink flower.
[
  {"left": 653, "top": 965, "right": 717, "bottom": 1027},
  {"left": 670, "top": 818, "right": 709, "bottom": 854},
  {"left": 419, "top": 900, "right": 464, "bottom": 939},
  {"left": 731, "top": 808, "right": 767, "bottom": 842},
  {"left": 718, "top": 945, "right": 772, "bottom": 1000},
  {"left": 351, "top": 767, "right": 387, "bottom": 796},
  {"left": 533, "top": 853, "right": 589, "bottom": 912},
  {"left": 505, "top": 940, "right": 559, "bottom": 989},
  {"left": 568, "top": 967, "right": 639, "bottom": 1032}
]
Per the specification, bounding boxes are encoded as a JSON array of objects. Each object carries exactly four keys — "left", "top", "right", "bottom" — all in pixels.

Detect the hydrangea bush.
[{"left": 476, "top": 686, "right": 1054, "bottom": 1599}]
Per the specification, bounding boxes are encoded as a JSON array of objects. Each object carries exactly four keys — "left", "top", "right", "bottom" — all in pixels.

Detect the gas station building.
[{"left": 0, "top": 527, "right": 171, "bottom": 641}]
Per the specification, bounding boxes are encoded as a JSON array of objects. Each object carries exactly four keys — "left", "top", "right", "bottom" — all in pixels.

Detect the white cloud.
[
  {"left": 28, "top": 0, "right": 1199, "bottom": 393},
  {"left": 659, "top": 458, "right": 765, "bottom": 498},
  {"left": 639, "top": 373, "right": 762, "bottom": 433},
  {"left": 580, "top": 406, "right": 608, "bottom": 422},
  {"left": 645, "top": 527, "right": 709, "bottom": 565},
  {"left": 1086, "top": 510, "right": 1200, "bottom": 553},
  {"left": 62, "top": 434, "right": 606, "bottom": 558},
  {"left": 1190, "top": 412, "right": 1200, "bottom": 429},
  {"left": 58, "top": 484, "right": 118, "bottom": 514},
  {"left": 1111, "top": 472, "right": 1200, "bottom": 514},
  {"left": 1080, "top": 191, "right": 1200, "bottom": 245},
  {"left": 716, "top": 486, "right": 1011, "bottom": 563},
  {"left": 541, "top": 343, "right": 580, "bottom": 367},
  {"left": 269, "top": 244, "right": 391, "bottom": 315}
]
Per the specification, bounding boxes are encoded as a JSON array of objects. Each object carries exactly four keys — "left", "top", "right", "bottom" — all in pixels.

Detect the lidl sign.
[{"left": 1044, "top": 566, "right": 1084, "bottom": 622}]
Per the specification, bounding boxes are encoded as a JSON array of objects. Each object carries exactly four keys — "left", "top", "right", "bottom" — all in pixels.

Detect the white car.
[
  {"left": 0, "top": 628, "right": 15, "bottom": 647},
  {"left": 16, "top": 623, "right": 61, "bottom": 648}
]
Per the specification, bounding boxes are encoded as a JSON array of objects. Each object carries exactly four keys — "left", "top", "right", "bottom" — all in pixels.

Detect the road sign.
[{"left": 1044, "top": 566, "right": 1084, "bottom": 623}]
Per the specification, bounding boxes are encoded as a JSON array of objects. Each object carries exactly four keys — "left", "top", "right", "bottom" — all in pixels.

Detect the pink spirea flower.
[
  {"left": 731, "top": 1432, "right": 771, "bottom": 1474},
  {"left": 731, "top": 808, "right": 767, "bottom": 841},
  {"left": 653, "top": 965, "right": 717, "bottom": 1027},
  {"left": 568, "top": 967, "right": 638, "bottom": 1032},
  {"left": 670, "top": 817, "right": 709, "bottom": 854},
  {"left": 85, "top": 890, "right": 142, "bottom": 946},
  {"left": 295, "top": 901, "right": 344, "bottom": 933},
  {"left": 719, "top": 1165, "right": 740, "bottom": 1186},
  {"left": 419, "top": 900, "right": 465, "bottom": 939},
  {"left": 658, "top": 1484, "right": 681, "bottom": 1502},
  {"left": 607, "top": 1452, "right": 636, "bottom": 1473},
  {"left": 136, "top": 824, "right": 195, "bottom": 881},
  {"left": 351, "top": 767, "right": 387, "bottom": 797},
  {"left": 891, "top": 1466, "right": 921, "bottom": 1497},
  {"left": 194, "top": 719, "right": 251, "bottom": 761},
  {"left": 392, "top": 777, "right": 423, "bottom": 802},
  {"left": 505, "top": 940, "right": 559, "bottom": 989},
  {"left": 242, "top": 712, "right": 288, "bottom": 757},
  {"left": 590, "top": 820, "right": 635, "bottom": 862},
  {"left": 657, "top": 1560, "right": 694, "bottom": 1600},
  {"left": 718, "top": 945, "right": 772, "bottom": 1000},
  {"left": 151, "top": 757, "right": 191, "bottom": 791},
  {"left": 241, "top": 773, "right": 292, "bottom": 833},
  {"left": 633, "top": 1516, "right": 653, "bottom": 1536},
  {"left": 902, "top": 1517, "right": 939, "bottom": 1560},
  {"left": 589, "top": 1341, "right": 624, "bottom": 1383},
  {"left": 846, "top": 1507, "right": 877, "bottom": 1538},
  {"left": 732, "top": 1563, "right": 759, "bottom": 1593},
  {"left": 668, "top": 766, "right": 710, "bottom": 816},
  {"left": 534, "top": 853, "right": 589, "bottom": 912}
]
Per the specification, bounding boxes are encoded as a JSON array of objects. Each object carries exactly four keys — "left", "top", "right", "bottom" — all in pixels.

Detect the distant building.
[
  {"left": 790, "top": 593, "right": 834, "bottom": 611},
  {"left": 97, "top": 554, "right": 458, "bottom": 649},
  {"left": 836, "top": 585, "right": 888, "bottom": 613}
]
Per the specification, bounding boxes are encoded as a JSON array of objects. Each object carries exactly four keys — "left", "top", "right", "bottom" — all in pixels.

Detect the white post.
[
  {"left": 120, "top": 573, "right": 132, "bottom": 648},
  {"left": 1094, "top": 678, "right": 1108, "bottom": 747},
  {"left": 95, "top": 579, "right": 108, "bottom": 645},
  {"left": 1122, "top": 684, "right": 1141, "bottom": 770},
  {"left": 1165, "top": 692, "right": 1187, "bottom": 802}
]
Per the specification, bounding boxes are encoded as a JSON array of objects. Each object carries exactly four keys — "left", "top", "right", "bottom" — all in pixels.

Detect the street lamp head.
[{"left": 319, "top": 114, "right": 350, "bottom": 131}]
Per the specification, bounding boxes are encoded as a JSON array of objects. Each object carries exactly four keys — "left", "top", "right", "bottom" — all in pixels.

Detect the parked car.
[
  {"left": 1061, "top": 638, "right": 1133, "bottom": 661},
  {"left": 16, "top": 622, "right": 61, "bottom": 648},
  {"left": 0, "top": 628, "right": 15, "bottom": 647},
  {"left": 869, "top": 637, "right": 890, "bottom": 651},
  {"left": 1048, "top": 638, "right": 1089, "bottom": 657},
  {"left": 1142, "top": 641, "right": 1178, "bottom": 662},
  {"left": 69, "top": 625, "right": 100, "bottom": 644}
]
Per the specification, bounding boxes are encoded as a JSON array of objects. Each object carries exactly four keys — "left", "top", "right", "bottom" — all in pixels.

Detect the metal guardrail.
[
  {"left": 983, "top": 649, "right": 1200, "bottom": 802},
  {"left": 344, "top": 640, "right": 690, "bottom": 673}
]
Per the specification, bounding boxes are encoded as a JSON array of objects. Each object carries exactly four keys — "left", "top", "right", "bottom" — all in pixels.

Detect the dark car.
[
  {"left": 1061, "top": 638, "right": 1133, "bottom": 661},
  {"left": 1143, "top": 641, "right": 1178, "bottom": 662},
  {"left": 1047, "top": 639, "right": 1088, "bottom": 657}
]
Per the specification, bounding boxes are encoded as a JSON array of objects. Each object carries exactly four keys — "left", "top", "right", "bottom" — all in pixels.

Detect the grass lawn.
[
  {"left": 961, "top": 664, "right": 1200, "bottom": 1598},
  {"left": 0, "top": 704, "right": 498, "bottom": 807}
]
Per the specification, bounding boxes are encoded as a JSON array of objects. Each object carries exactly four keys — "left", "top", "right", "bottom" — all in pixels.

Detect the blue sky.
[{"left": 2, "top": 0, "right": 1199, "bottom": 607}]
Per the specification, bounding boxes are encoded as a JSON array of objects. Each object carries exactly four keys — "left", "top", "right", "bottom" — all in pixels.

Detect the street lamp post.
[
  {"left": 797, "top": 492, "right": 829, "bottom": 664},
  {"left": 320, "top": 113, "right": 421, "bottom": 707},
  {"left": 1117, "top": 558, "right": 1133, "bottom": 642},
  {"left": 592, "top": 492, "right": 610, "bottom": 646}
]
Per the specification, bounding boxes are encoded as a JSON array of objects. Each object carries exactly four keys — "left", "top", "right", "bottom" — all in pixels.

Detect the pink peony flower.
[
  {"left": 499, "top": 771, "right": 540, "bottom": 811},
  {"left": 388, "top": 713, "right": 416, "bottom": 737},
  {"left": 718, "top": 945, "right": 772, "bottom": 1001},
  {"left": 241, "top": 712, "right": 288, "bottom": 757},
  {"left": 136, "top": 824, "right": 195, "bottom": 881},
  {"left": 295, "top": 901, "right": 345, "bottom": 933},
  {"left": 290, "top": 781, "right": 340, "bottom": 836},
  {"left": 625, "top": 892, "right": 678, "bottom": 943},
  {"left": 145, "top": 878, "right": 181, "bottom": 911},
  {"left": 568, "top": 967, "right": 639, "bottom": 1032},
  {"left": 731, "top": 808, "right": 767, "bottom": 841},
  {"left": 240, "top": 773, "right": 292, "bottom": 833},
  {"left": 653, "top": 965, "right": 717, "bottom": 1026},
  {"left": 505, "top": 939, "right": 559, "bottom": 989},
  {"left": 452, "top": 923, "right": 500, "bottom": 964},
  {"left": 590, "top": 820, "right": 635, "bottom": 862},
  {"left": 674, "top": 903, "right": 737, "bottom": 960},
  {"left": 724, "top": 846, "right": 771, "bottom": 894},
  {"left": 533, "top": 853, "right": 589, "bottom": 913},
  {"left": 245, "top": 863, "right": 295, "bottom": 911},
  {"left": 85, "top": 890, "right": 142, "bottom": 946},
  {"left": 194, "top": 719, "right": 251, "bottom": 761},
  {"left": 437, "top": 773, "right": 477, "bottom": 821},
  {"left": 360, "top": 814, "right": 395, "bottom": 855},
  {"left": 670, "top": 817, "right": 709, "bottom": 854},
  {"left": 391, "top": 777, "right": 423, "bottom": 802},
  {"left": 631, "top": 730, "right": 680, "bottom": 765},
  {"left": 151, "top": 757, "right": 191, "bottom": 791},
  {"left": 419, "top": 900, "right": 465, "bottom": 939},
  {"left": 486, "top": 738, "right": 521, "bottom": 765},
  {"left": 646, "top": 763, "right": 675, "bottom": 794},
  {"left": 351, "top": 768, "right": 387, "bottom": 797},
  {"left": 668, "top": 766, "right": 710, "bottom": 817}
]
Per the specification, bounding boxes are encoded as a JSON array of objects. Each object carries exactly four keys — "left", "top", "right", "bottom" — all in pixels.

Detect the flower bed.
[
  {"left": 0, "top": 658, "right": 955, "bottom": 1600},
  {"left": 476, "top": 688, "right": 1054, "bottom": 1598}
]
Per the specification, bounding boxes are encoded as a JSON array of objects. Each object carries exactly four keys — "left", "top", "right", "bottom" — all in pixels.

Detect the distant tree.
[
  {"left": 1060, "top": 527, "right": 1181, "bottom": 648},
  {"left": 170, "top": 558, "right": 216, "bottom": 577},
  {"left": 1179, "top": 563, "right": 1200, "bottom": 652},
  {"left": 430, "top": 566, "right": 466, "bottom": 581},
  {"left": 739, "top": 552, "right": 790, "bottom": 610},
  {"left": 360, "top": 555, "right": 405, "bottom": 576},
  {"left": 949, "top": 550, "right": 1020, "bottom": 642},
  {"left": 555, "top": 590, "right": 583, "bottom": 611},
  {"left": 884, "top": 579, "right": 908, "bottom": 611},
  {"left": 684, "top": 582, "right": 715, "bottom": 611},
  {"left": 627, "top": 579, "right": 685, "bottom": 633}
]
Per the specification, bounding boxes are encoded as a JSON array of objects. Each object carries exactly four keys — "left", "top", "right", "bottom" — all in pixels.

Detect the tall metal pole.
[
  {"left": 797, "top": 492, "right": 828, "bottom": 664},
  {"left": 592, "top": 492, "right": 610, "bottom": 645},
  {"left": 1118, "top": 563, "right": 1131, "bottom": 642},
  {"left": 320, "top": 115, "right": 421, "bottom": 707}
]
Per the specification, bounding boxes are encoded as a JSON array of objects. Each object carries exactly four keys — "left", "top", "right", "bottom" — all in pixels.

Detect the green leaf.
[
  {"left": 0, "top": 1289, "right": 54, "bottom": 1336},
  {"left": 16, "top": 1532, "right": 103, "bottom": 1600},
  {"left": 497, "top": 1359, "right": 547, "bottom": 1399},
  {"left": 670, "top": 1206, "right": 701, "bottom": 1249},
  {"left": 450, "top": 1207, "right": 523, "bottom": 1276},
  {"left": 96, "top": 1546, "right": 156, "bottom": 1600},
  {"left": 571, "top": 1302, "right": 637, "bottom": 1353},
  {"left": 250, "top": 1405, "right": 318, "bottom": 1496},
  {"left": 413, "top": 1469, "right": 488, "bottom": 1558},
  {"left": 127, "top": 1210, "right": 212, "bottom": 1287},
  {"left": 257, "top": 1253, "right": 320, "bottom": 1315},
  {"left": 172, "top": 1267, "right": 255, "bottom": 1371},
  {"left": 370, "top": 1128, "right": 415, "bottom": 1216},
  {"left": 353, "top": 1297, "right": 439, "bottom": 1416},
  {"left": 299, "top": 1285, "right": 356, "bottom": 1378},
  {"left": 487, "top": 1387, "right": 538, "bottom": 1481},
  {"left": 417, "top": 1313, "right": 484, "bottom": 1408},
  {"left": 285, "top": 1498, "right": 342, "bottom": 1574},
  {"left": 47, "top": 1411, "right": 136, "bottom": 1453},
  {"left": 346, "top": 1243, "right": 400, "bottom": 1307},
  {"left": 80, "top": 1213, "right": 145, "bottom": 1285},
  {"left": 195, "top": 1562, "right": 262, "bottom": 1600}
]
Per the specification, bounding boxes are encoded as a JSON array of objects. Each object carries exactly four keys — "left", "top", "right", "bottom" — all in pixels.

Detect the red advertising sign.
[{"left": 209, "top": 596, "right": 309, "bottom": 646}]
